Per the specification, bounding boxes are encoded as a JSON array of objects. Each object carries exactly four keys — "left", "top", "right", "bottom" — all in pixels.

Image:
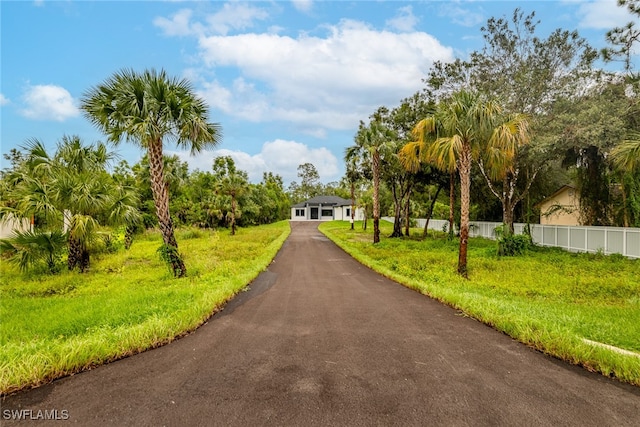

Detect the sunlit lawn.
[{"left": 0, "top": 221, "right": 290, "bottom": 395}]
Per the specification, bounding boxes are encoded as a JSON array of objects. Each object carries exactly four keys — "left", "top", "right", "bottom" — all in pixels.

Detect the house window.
[
  {"left": 346, "top": 208, "right": 351, "bottom": 217},
  {"left": 321, "top": 209, "right": 333, "bottom": 217},
  {"left": 295, "top": 209, "right": 305, "bottom": 217}
]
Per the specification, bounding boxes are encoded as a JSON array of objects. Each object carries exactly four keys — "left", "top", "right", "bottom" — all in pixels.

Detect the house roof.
[{"left": 292, "top": 195, "right": 352, "bottom": 208}]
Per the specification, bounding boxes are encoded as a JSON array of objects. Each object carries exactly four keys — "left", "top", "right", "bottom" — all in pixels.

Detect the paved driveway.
[{"left": 2, "top": 221, "right": 639, "bottom": 426}]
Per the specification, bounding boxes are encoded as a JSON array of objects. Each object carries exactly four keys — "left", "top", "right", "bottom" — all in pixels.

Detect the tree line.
[{"left": 344, "top": 3, "right": 640, "bottom": 277}]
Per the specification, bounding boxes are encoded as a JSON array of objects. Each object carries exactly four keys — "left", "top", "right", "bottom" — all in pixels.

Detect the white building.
[{"left": 290, "top": 196, "right": 364, "bottom": 222}]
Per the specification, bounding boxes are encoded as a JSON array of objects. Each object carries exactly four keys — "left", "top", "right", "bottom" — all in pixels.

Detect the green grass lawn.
[
  {"left": 320, "top": 220, "right": 640, "bottom": 386},
  {"left": 0, "top": 221, "right": 290, "bottom": 395}
]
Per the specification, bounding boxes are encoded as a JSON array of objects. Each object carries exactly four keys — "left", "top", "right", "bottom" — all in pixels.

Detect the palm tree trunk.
[
  {"left": 449, "top": 172, "right": 456, "bottom": 239},
  {"left": 68, "top": 235, "right": 81, "bottom": 271},
  {"left": 124, "top": 225, "right": 134, "bottom": 250},
  {"left": 458, "top": 145, "right": 472, "bottom": 278},
  {"left": 372, "top": 150, "right": 380, "bottom": 244},
  {"left": 148, "top": 139, "right": 186, "bottom": 277},
  {"left": 350, "top": 182, "right": 355, "bottom": 230},
  {"left": 231, "top": 193, "right": 237, "bottom": 235}
]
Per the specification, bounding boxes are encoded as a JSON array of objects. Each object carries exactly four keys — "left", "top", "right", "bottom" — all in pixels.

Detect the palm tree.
[
  {"left": 611, "top": 132, "right": 640, "bottom": 172},
  {"left": 0, "top": 137, "right": 139, "bottom": 273},
  {"left": 347, "top": 119, "right": 394, "bottom": 244},
  {"left": 213, "top": 156, "right": 249, "bottom": 235},
  {"left": 406, "top": 91, "right": 529, "bottom": 277},
  {"left": 81, "top": 69, "right": 222, "bottom": 277}
]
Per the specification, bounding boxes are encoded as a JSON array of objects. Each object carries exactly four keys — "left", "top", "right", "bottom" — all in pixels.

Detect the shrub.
[{"left": 495, "top": 225, "right": 532, "bottom": 256}]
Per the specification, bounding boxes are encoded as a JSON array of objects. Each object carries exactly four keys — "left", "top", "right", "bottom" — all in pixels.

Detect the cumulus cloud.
[
  {"left": 170, "top": 139, "right": 339, "bottom": 183},
  {"left": 386, "top": 6, "right": 418, "bottom": 32},
  {"left": 20, "top": 84, "right": 79, "bottom": 121},
  {"left": 574, "top": 0, "right": 636, "bottom": 29},
  {"left": 0, "top": 94, "right": 9, "bottom": 106},
  {"left": 291, "top": 0, "right": 313, "bottom": 13},
  {"left": 154, "top": 9, "right": 195, "bottom": 36},
  {"left": 194, "top": 19, "right": 453, "bottom": 131},
  {"left": 154, "top": 3, "right": 268, "bottom": 37}
]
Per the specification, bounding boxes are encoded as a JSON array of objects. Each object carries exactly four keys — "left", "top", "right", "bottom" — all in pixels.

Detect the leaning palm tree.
[
  {"left": 407, "top": 91, "right": 529, "bottom": 277},
  {"left": 81, "top": 69, "right": 222, "bottom": 277}
]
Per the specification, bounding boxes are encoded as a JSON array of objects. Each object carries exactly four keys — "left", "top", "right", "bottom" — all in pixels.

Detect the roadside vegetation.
[
  {"left": 0, "top": 222, "right": 290, "bottom": 395},
  {"left": 320, "top": 220, "right": 640, "bottom": 386}
]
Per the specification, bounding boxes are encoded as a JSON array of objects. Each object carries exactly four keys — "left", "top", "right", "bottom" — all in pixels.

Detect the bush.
[{"left": 495, "top": 225, "right": 532, "bottom": 256}]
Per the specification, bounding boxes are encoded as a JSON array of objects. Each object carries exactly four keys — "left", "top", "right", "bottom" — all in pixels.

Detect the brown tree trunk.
[
  {"left": 148, "top": 139, "right": 186, "bottom": 277},
  {"left": 390, "top": 185, "right": 403, "bottom": 238},
  {"left": 67, "top": 235, "right": 81, "bottom": 271},
  {"left": 350, "top": 182, "right": 355, "bottom": 230},
  {"left": 423, "top": 184, "right": 443, "bottom": 238},
  {"left": 457, "top": 145, "right": 471, "bottom": 278},
  {"left": 372, "top": 150, "right": 380, "bottom": 244},
  {"left": 404, "top": 187, "right": 411, "bottom": 236},
  {"left": 124, "top": 225, "right": 134, "bottom": 250},
  {"left": 449, "top": 172, "right": 456, "bottom": 239},
  {"left": 231, "top": 193, "right": 237, "bottom": 235}
]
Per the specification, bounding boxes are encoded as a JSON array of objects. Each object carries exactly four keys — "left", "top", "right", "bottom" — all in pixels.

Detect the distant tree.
[
  {"left": 81, "top": 68, "right": 222, "bottom": 277},
  {"left": 213, "top": 156, "right": 249, "bottom": 235}
]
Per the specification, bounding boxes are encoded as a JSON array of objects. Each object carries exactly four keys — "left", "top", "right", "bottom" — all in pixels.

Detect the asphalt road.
[{"left": 2, "top": 221, "right": 639, "bottom": 426}]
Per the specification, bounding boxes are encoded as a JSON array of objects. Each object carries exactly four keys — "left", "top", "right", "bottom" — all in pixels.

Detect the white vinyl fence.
[{"left": 383, "top": 217, "right": 640, "bottom": 259}]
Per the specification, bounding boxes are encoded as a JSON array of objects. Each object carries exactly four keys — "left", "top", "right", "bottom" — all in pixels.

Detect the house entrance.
[{"left": 311, "top": 208, "right": 319, "bottom": 219}]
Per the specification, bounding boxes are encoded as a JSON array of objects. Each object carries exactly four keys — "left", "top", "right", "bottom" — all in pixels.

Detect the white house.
[{"left": 291, "top": 196, "right": 364, "bottom": 222}]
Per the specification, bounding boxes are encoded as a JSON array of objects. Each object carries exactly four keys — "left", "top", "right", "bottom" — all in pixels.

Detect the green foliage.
[
  {"left": 495, "top": 225, "right": 532, "bottom": 256},
  {"left": 0, "top": 229, "right": 66, "bottom": 274},
  {"left": 156, "top": 244, "right": 184, "bottom": 277}
]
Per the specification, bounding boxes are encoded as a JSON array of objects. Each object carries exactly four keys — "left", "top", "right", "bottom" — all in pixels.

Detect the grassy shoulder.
[
  {"left": 319, "top": 220, "right": 640, "bottom": 386},
  {"left": 0, "top": 221, "right": 290, "bottom": 395}
]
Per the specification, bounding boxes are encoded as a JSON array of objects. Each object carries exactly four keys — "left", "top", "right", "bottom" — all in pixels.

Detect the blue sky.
[{"left": 1, "top": 0, "right": 636, "bottom": 184}]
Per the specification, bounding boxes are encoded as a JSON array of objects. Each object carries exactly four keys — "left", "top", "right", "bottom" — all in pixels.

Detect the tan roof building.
[{"left": 537, "top": 185, "right": 581, "bottom": 226}]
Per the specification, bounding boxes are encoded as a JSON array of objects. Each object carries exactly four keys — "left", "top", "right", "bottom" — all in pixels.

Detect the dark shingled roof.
[{"left": 292, "top": 196, "right": 352, "bottom": 208}]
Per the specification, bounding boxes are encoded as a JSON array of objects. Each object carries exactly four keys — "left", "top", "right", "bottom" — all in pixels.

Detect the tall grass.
[
  {"left": 0, "top": 222, "right": 290, "bottom": 395},
  {"left": 320, "top": 221, "right": 640, "bottom": 386}
]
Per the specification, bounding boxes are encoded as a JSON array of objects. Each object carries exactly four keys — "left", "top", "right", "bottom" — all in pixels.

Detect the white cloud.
[
  {"left": 20, "top": 84, "right": 79, "bottom": 121},
  {"left": 291, "top": 0, "right": 313, "bottom": 13},
  {"left": 386, "top": 6, "right": 418, "bottom": 33},
  {"left": 171, "top": 139, "right": 339, "bottom": 183},
  {"left": 194, "top": 19, "right": 453, "bottom": 132},
  {"left": 206, "top": 2, "right": 269, "bottom": 35},
  {"left": 438, "top": 4, "right": 485, "bottom": 28},
  {"left": 575, "top": 0, "right": 636, "bottom": 29},
  {"left": 0, "top": 94, "right": 9, "bottom": 106},
  {"left": 155, "top": 3, "right": 269, "bottom": 37},
  {"left": 154, "top": 9, "right": 195, "bottom": 37}
]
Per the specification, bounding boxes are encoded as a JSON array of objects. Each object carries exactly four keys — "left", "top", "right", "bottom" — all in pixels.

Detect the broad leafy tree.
[
  {"left": 425, "top": 8, "right": 597, "bottom": 232},
  {"left": 81, "top": 68, "right": 222, "bottom": 277}
]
